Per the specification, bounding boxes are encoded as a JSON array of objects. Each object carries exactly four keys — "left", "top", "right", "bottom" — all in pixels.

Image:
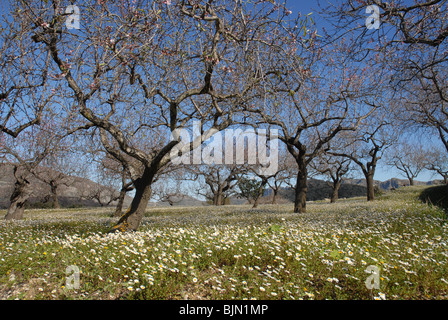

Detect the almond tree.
[
  {"left": 385, "top": 141, "right": 426, "bottom": 186},
  {"left": 31, "top": 136, "right": 85, "bottom": 209},
  {"left": 20, "top": 0, "right": 313, "bottom": 230},
  {"left": 327, "top": 116, "right": 397, "bottom": 201},
  {"left": 1, "top": 122, "right": 64, "bottom": 219},
  {"left": 310, "top": 153, "right": 353, "bottom": 203},
  {"left": 398, "top": 76, "right": 448, "bottom": 155},
  {"left": 243, "top": 36, "right": 381, "bottom": 212},
  {"left": 263, "top": 147, "right": 295, "bottom": 204},
  {"left": 425, "top": 147, "right": 448, "bottom": 184},
  {"left": 0, "top": 1, "right": 53, "bottom": 138},
  {"left": 247, "top": 149, "right": 295, "bottom": 207},
  {"left": 320, "top": 0, "right": 448, "bottom": 156},
  {"left": 319, "top": 0, "right": 448, "bottom": 48},
  {"left": 189, "top": 164, "right": 244, "bottom": 206}
]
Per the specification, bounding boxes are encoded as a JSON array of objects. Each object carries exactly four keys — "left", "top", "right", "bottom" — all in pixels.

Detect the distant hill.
[
  {"left": 262, "top": 178, "right": 368, "bottom": 203},
  {"left": 343, "top": 177, "right": 443, "bottom": 190},
  {"left": 149, "top": 194, "right": 207, "bottom": 207},
  {"left": 0, "top": 163, "right": 132, "bottom": 209}
]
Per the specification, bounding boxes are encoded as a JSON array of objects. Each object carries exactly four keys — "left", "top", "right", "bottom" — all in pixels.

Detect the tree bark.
[
  {"left": 112, "top": 188, "right": 128, "bottom": 217},
  {"left": 252, "top": 179, "right": 267, "bottom": 208},
  {"left": 294, "top": 153, "right": 308, "bottom": 213},
  {"left": 366, "top": 172, "right": 375, "bottom": 201},
  {"left": 330, "top": 180, "right": 342, "bottom": 203},
  {"left": 4, "top": 177, "right": 32, "bottom": 220},
  {"left": 109, "top": 169, "right": 154, "bottom": 232},
  {"left": 213, "top": 188, "right": 223, "bottom": 206},
  {"left": 271, "top": 189, "right": 278, "bottom": 204},
  {"left": 49, "top": 180, "right": 60, "bottom": 209}
]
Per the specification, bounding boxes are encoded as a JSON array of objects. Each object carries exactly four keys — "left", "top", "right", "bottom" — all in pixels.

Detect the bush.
[
  {"left": 374, "top": 185, "right": 384, "bottom": 198},
  {"left": 419, "top": 184, "right": 448, "bottom": 213},
  {"left": 25, "top": 201, "right": 54, "bottom": 209}
]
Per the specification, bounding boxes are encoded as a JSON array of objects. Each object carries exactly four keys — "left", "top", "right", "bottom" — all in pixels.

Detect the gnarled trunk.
[
  {"left": 4, "top": 177, "right": 32, "bottom": 220},
  {"left": 271, "top": 189, "right": 279, "bottom": 204},
  {"left": 366, "top": 172, "right": 375, "bottom": 201},
  {"left": 293, "top": 153, "right": 307, "bottom": 213},
  {"left": 112, "top": 188, "right": 127, "bottom": 217},
  {"left": 330, "top": 180, "right": 342, "bottom": 203},
  {"left": 109, "top": 169, "right": 154, "bottom": 232},
  {"left": 252, "top": 178, "right": 267, "bottom": 208},
  {"left": 49, "top": 180, "right": 60, "bottom": 209},
  {"left": 212, "top": 187, "right": 223, "bottom": 206}
]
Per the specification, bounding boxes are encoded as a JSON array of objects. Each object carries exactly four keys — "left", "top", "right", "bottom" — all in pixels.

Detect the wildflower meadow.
[{"left": 1, "top": 186, "right": 447, "bottom": 300}]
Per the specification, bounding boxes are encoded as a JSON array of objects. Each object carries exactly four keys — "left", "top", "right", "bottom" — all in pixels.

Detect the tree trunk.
[
  {"left": 50, "top": 181, "right": 60, "bottom": 209},
  {"left": 113, "top": 190, "right": 126, "bottom": 217},
  {"left": 109, "top": 170, "right": 154, "bottom": 232},
  {"left": 294, "top": 154, "right": 307, "bottom": 213},
  {"left": 213, "top": 187, "right": 223, "bottom": 206},
  {"left": 408, "top": 177, "right": 414, "bottom": 186},
  {"left": 330, "top": 180, "right": 342, "bottom": 203},
  {"left": 4, "top": 178, "right": 32, "bottom": 220},
  {"left": 252, "top": 180, "right": 267, "bottom": 209},
  {"left": 271, "top": 189, "right": 278, "bottom": 204},
  {"left": 366, "top": 172, "right": 375, "bottom": 201}
]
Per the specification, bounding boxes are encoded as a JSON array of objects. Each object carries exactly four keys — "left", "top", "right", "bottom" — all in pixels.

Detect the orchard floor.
[{"left": 0, "top": 186, "right": 447, "bottom": 300}]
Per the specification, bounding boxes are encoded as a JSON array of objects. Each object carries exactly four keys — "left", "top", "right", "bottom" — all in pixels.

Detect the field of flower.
[{"left": 0, "top": 186, "right": 447, "bottom": 300}]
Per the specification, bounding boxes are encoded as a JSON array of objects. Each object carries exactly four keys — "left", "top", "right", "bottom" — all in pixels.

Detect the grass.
[{"left": 0, "top": 185, "right": 447, "bottom": 300}]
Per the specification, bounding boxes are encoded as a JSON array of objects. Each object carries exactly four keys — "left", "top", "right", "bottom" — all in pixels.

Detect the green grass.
[{"left": 0, "top": 186, "right": 447, "bottom": 300}]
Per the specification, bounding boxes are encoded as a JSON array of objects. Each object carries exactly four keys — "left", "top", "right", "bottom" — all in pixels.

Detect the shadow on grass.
[{"left": 419, "top": 184, "right": 448, "bottom": 214}]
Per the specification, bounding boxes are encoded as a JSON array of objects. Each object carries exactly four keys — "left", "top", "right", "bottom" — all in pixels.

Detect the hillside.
[
  {"left": 343, "top": 177, "right": 442, "bottom": 190},
  {"left": 262, "top": 178, "right": 368, "bottom": 203},
  {"left": 0, "top": 163, "right": 132, "bottom": 209}
]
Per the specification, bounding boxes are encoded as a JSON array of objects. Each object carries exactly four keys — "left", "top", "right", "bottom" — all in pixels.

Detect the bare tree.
[
  {"left": 242, "top": 36, "right": 380, "bottom": 212},
  {"left": 385, "top": 141, "right": 426, "bottom": 186},
  {"left": 1, "top": 123, "right": 63, "bottom": 219},
  {"left": 20, "top": 0, "right": 308, "bottom": 231},
  {"left": 310, "top": 153, "right": 353, "bottom": 203},
  {"left": 0, "top": 1, "right": 54, "bottom": 138},
  {"left": 267, "top": 162, "right": 296, "bottom": 204},
  {"left": 327, "top": 116, "right": 397, "bottom": 201},
  {"left": 31, "top": 136, "right": 85, "bottom": 208},
  {"left": 151, "top": 170, "right": 189, "bottom": 206},
  {"left": 248, "top": 149, "right": 295, "bottom": 207},
  {"left": 319, "top": 0, "right": 448, "bottom": 157},
  {"left": 425, "top": 147, "right": 448, "bottom": 184},
  {"left": 319, "top": 0, "right": 448, "bottom": 48},
  {"left": 189, "top": 164, "right": 244, "bottom": 206}
]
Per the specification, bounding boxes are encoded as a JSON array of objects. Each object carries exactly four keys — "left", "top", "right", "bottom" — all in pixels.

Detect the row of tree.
[{"left": 0, "top": 0, "right": 447, "bottom": 231}]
